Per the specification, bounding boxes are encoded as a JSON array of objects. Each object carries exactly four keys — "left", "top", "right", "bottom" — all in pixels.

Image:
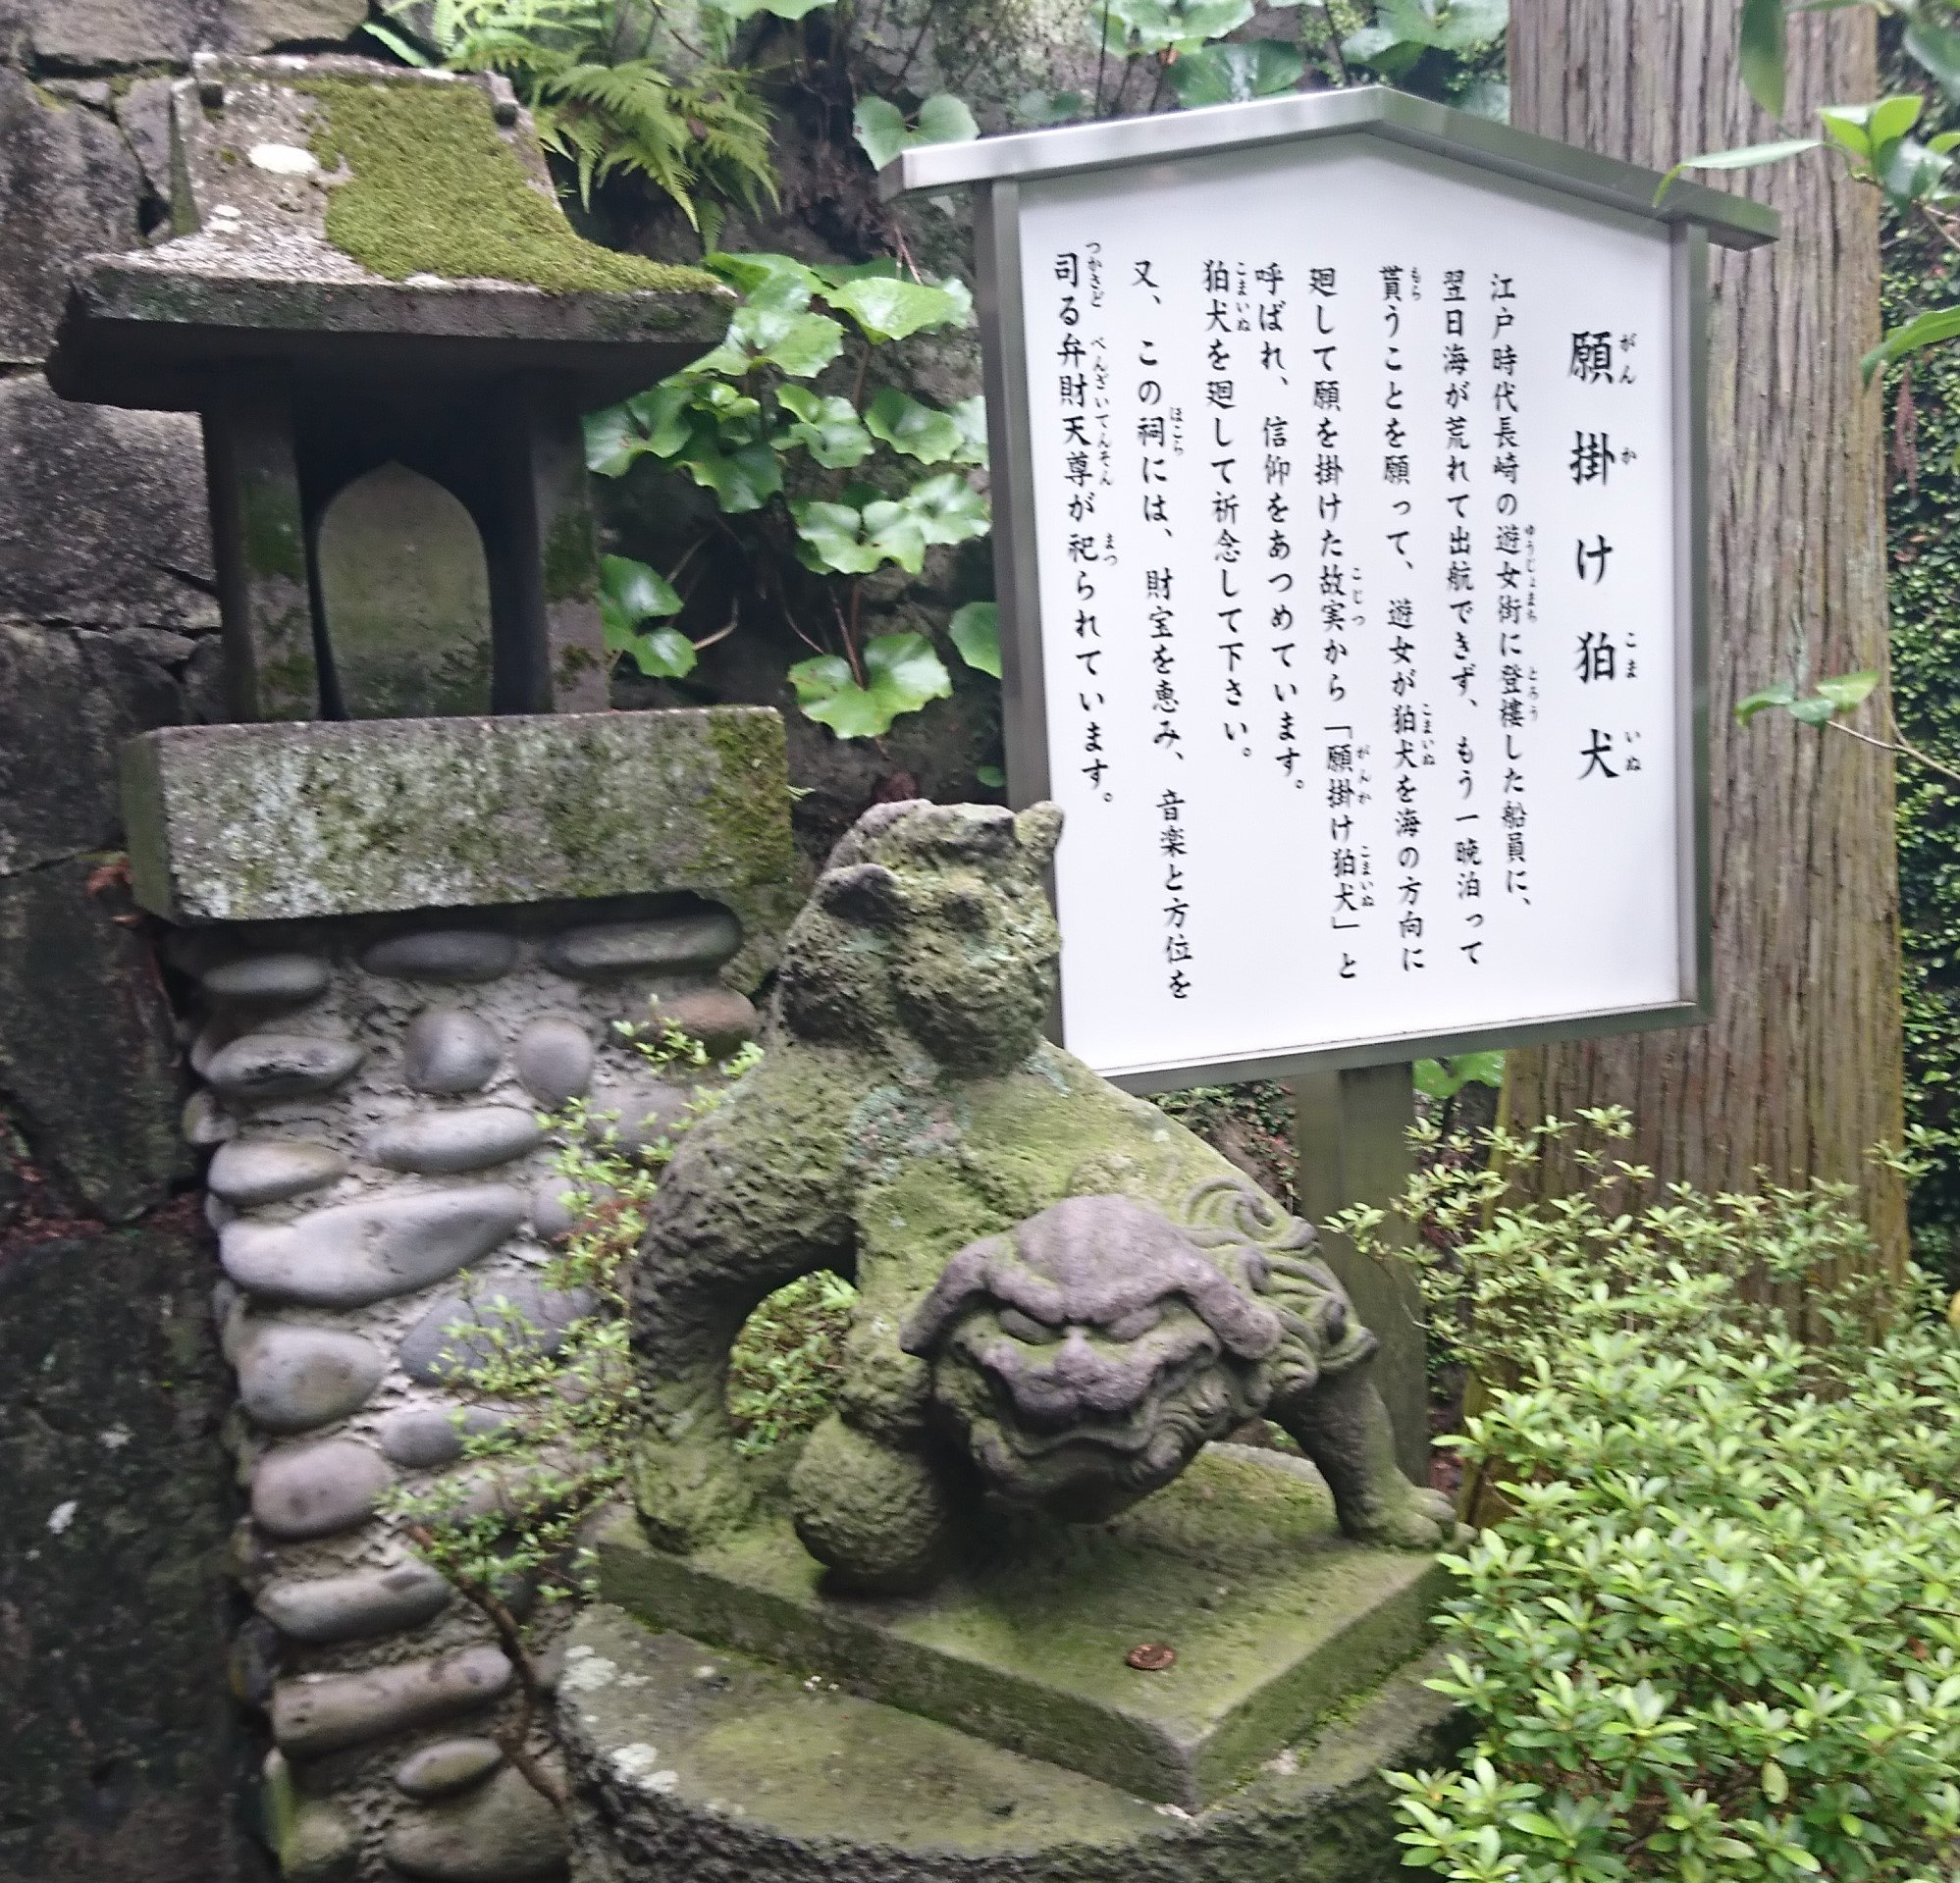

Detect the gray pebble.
[
  {"left": 208, "top": 1138, "right": 347, "bottom": 1207},
  {"left": 250, "top": 1438, "right": 392, "bottom": 1541},
  {"left": 205, "top": 1033, "right": 364, "bottom": 1102},
  {"left": 380, "top": 1405, "right": 505, "bottom": 1470},
  {"left": 202, "top": 953, "right": 331, "bottom": 1003},
  {"left": 256, "top": 1561, "right": 453, "bottom": 1646},
  {"left": 270, "top": 1645, "right": 511, "bottom": 1758},
  {"left": 530, "top": 1177, "right": 614, "bottom": 1240},
  {"left": 283, "top": 1798, "right": 359, "bottom": 1882},
  {"left": 398, "top": 1276, "right": 597, "bottom": 1386},
  {"left": 236, "top": 1322, "right": 387, "bottom": 1434},
  {"left": 366, "top": 1107, "right": 545, "bottom": 1176},
  {"left": 588, "top": 1078, "right": 694, "bottom": 1153},
  {"left": 382, "top": 1765, "right": 569, "bottom": 1882},
  {"left": 220, "top": 1186, "right": 525, "bottom": 1309},
  {"left": 544, "top": 911, "right": 741, "bottom": 979},
  {"left": 651, "top": 982, "right": 760, "bottom": 1054},
  {"left": 394, "top": 1738, "right": 505, "bottom": 1802},
  {"left": 512, "top": 1016, "right": 594, "bottom": 1109},
  {"left": 184, "top": 1089, "right": 236, "bottom": 1146},
  {"left": 362, "top": 931, "right": 519, "bottom": 983},
  {"left": 404, "top": 1010, "right": 503, "bottom": 1094}
]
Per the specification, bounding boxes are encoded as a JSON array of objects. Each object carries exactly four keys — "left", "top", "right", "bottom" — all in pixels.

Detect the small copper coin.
[{"left": 1126, "top": 1643, "right": 1176, "bottom": 1672}]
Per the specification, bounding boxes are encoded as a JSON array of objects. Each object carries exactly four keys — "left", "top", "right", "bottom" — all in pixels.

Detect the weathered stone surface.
[
  {"left": 399, "top": 1276, "right": 597, "bottom": 1386},
  {"left": 544, "top": 912, "right": 742, "bottom": 979},
  {"left": 0, "top": 857, "right": 187, "bottom": 1221},
  {"left": 25, "top": 0, "right": 206, "bottom": 66},
  {"left": 587, "top": 1078, "right": 693, "bottom": 1154},
  {"left": 206, "top": 1136, "right": 346, "bottom": 1206},
  {"left": 651, "top": 983, "right": 759, "bottom": 1053},
  {"left": 225, "top": 0, "right": 371, "bottom": 50},
  {"left": 0, "top": 621, "right": 199, "bottom": 877},
  {"left": 0, "top": 71, "right": 139, "bottom": 361},
  {"left": 394, "top": 1738, "right": 505, "bottom": 1802},
  {"left": 384, "top": 1765, "right": 569, "bottom": 1881},
  {"left": 255, "top": 1560, "right": 452, "bottom": 1646},
  {"left": 250, "top": 1437, "right": 391, "bottom": 1540},
  {"left": 236, "top": 1320, "right": 385, "bottom": 1434},
  {"left": 220, "top": 1186, "right": 526, "bottom": 1309},
  {"left": 367, "top": 1106, "right": 544, "bottom": 1176},
  {"left": 204, "top": 1031, "right": 363, "bottom": 1101},
  {"left": 404, "top": 1010, "right": 503, "bottom": 1095},
  {"left": 282, "top": 1797, "right": 359, "bottom": 1882},
  {"left": 116, "top": 77, "right": 176, "bottom": 215},
  {"left": 361, "top": 930, "right": 519, "bottom": 984},
  {"left": 201, "top": 952, "right": 331, "bottom": 1003},
  {"left": 513, "top": 1016, "right": 593, "bottom": 1109},
  {"left": 184, "top": 1088, "right": 235, "bottom": 1147},
  {"left": 0, "top": 376, "right": 214, "bottom": 631},
  {"left": 379, "top": 1404, "right": 504, "bottom": 1470},
  {"left": 318, "top": 462, "right": 496, "bottom": 720},
  {"left": 561, "top": 1603, "right": 1464, "bottom": 1883},
  {"left": 270, "top": 1646, "right": 512, "bottom": 1759},
  {"left": 0, "top": 1220, "right": 242, "bottom": 1883},
  {"left": 121, "top": 714, "right": 801, "bottom": 992}
]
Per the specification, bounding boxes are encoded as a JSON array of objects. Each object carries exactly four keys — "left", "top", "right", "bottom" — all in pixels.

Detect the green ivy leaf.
[
  {"left": 852, "top": 97, "right": 910, "bottom": 170},
  {"left": 607, "top": 620, "right": 699, "bottom": 679},
  {"left": 1816, "top": 669, "right": 1880, "bottom": 711},
  {"left": 599, "top": 554, "right": 683, "bottom": 629},
  {"left": 1738, "top": 0, "right": 1786, "bottom": 120},
  {"left": 865, "top": 387, "right": 966, "bottom": 463},
  {"left": 787, "top": 632, "right": 952, "bottom": 737},
  {"left": 679, "top": 440, "right": 783, "bottom": 513},
  {"left": 1861, "top": 303, "right": 1960, "bottom": 383},
  {"left": 903, "top": 472, "right": 990, "bottom": 546},
  {"left": 704, "top": 251, "right": 821, "bottom": 305},
  {"left": 1168, "top": 0, "right": 1252, "bottom": 45},
  {"left": 949, "top": 601, "right": 1001, "bottom": 677},
  {"left": 1908, "top": 18, "right": 1960, "bottom": 102},
  {"left": 948, "top": 394, "right": 989, "bottom": 465},
  {"left": 1166, "top": 39, "right": 1303, "bottom": 105},
  {"left": 709, "top": 0, "right": 832, "bottom": 19},
  {"left": 823, "top": 277, "right": 968, "bottom": 342},
  {"left": 731, "top": 303, "right": 847, "bottom": 378},
  {"left": 1735, "top": 680, "right": 1798, "bottom": 724},
  {"left": 1412, "top": 1052, "right": 1506, "bottom": 1102},
  {"left": 853, "top": 93, "right": 980, "bottom": 173},
  {"left": 775, "top": 386, "right": 874, "bottom": 467},
  {"left": 791, "top": 496, "right": 927, "bottom": 575},
  {"left": 584, "top": 404, "right": 650, "bottom": 479},
  {"left": 1013, "top": 88, "right": 1086, "bottom": 127},
  {"left": 915, "top": 94, "right": 980, "bottom": 145}
]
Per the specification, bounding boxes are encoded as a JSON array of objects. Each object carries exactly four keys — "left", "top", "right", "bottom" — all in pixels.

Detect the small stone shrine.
[
  {"left": 565, "top": 801, "right": 1464, "bottom": 1883},
  {"left": 46, "top": 52, "right": 800, "bottom": 1883}
]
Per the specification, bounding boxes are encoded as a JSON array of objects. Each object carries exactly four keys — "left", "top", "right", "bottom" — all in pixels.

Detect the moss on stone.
[
  {"left": 703, "top": 709, "right": 800, "bottom": 890},
  {"left": 541, "top": 506, "right": 597, "bottom": 603},
  {"left": 295, "top": 78, "right": 720, "bottom": 295}
]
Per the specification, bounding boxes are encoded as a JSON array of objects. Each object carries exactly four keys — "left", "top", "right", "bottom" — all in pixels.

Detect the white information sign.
[{"left": 886, "top": 92, "right": 1773, "bottom": 1090}]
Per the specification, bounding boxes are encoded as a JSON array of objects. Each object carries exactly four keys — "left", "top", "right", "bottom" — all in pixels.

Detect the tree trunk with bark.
[{"left": 1508, "top": 0, "right": 1907, "bottom": 1272}]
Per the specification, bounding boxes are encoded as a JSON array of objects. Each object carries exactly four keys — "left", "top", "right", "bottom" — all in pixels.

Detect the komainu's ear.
[
  {"left": 1015, "top": 803, "right": 1063, "bottom": 869},
  {"left": 817, "top": 862, "right": 908, "bottom": 930}
]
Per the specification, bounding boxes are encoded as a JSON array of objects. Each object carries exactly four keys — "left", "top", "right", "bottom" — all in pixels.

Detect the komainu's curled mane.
[{"left": 630, "top": 800, "right": 1454, "bottom": 1592}]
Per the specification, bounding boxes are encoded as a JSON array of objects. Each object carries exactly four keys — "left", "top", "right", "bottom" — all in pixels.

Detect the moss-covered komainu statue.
[{"left": 630, "top": 800, "right": 1456, "bottom": 1592}]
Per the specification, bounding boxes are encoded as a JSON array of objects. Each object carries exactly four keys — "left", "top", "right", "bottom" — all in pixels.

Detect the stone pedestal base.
[
  {"left": 558, "top": 1603, "right": 1461, "bottom": 1883},
  {"left": 564, "top": 1444, "right": 1460, "bottom": 1881}
]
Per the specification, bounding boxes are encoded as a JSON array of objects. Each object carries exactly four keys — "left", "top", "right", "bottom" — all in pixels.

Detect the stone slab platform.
[
  {"left": 559, "top": 1602, "right": 1463, "bottom": 1883},
  {"left": 596, "top": 1445, "right": 1446, "bottom": 1809},
  {"left": 121, "top": 707, "right": 802, "bottom": 977}
]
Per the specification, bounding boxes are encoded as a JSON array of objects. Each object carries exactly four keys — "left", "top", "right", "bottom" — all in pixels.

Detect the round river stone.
[
  {"left": 250, "top": 1438, "right": 392, "bottom": 1541},
  {"left": 256, "top": 1561, "right": 452, "bottom": 1646},
  {"left": 235, "top": 1321, "right": 387, "bottom": 1434},
  {"left": 383, "top": 1765, "right": 568, "bottom": 1881},
  {"left": 380, "top": 1404, "right": 506, "bottom": 1470},
  {"left": 362, "top": 930, "right": 519, "bottom": 983},
  {"left": 543, "top": 912, "right": 741, "bottom": 979},
  {"left": 205, "top": 1032, "right": 364, "bottom": 1102},
  {"left": 208, "top": 1137, "right": 347, "bottom": 1207},
  {"left": 202, "top": 952, "right": 332, "bottom": 1004},
  {"left": 404, "top": 1010, "right": 503, "bottom": 1094},
  {"left": 394, "top": 1737, "right": 505, "bottom": 1801},
  {"left": 366, "top": 1106, "right": 545, "bottom": 1175},
  {"left": 398, "top": 1276, "right": 596, "bottom": 1386},
  {"left": 513, "top": 1016, "right": 594, "bottom": 1109}
]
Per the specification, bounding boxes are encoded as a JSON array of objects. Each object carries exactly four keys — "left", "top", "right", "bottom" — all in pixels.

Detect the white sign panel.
[{"left": 887, "top": 94, "right": 1769, "bottom": 1090}]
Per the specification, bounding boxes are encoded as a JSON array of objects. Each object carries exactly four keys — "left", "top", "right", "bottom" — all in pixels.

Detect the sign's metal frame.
[{"left": 883, "top": 86, "right": 1778, "bottom": 1094}]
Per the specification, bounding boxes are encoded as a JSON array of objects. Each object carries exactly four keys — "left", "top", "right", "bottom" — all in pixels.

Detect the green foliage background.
[{"left": 1882, "top": 29, "right": 1960, "bottom": 1273}]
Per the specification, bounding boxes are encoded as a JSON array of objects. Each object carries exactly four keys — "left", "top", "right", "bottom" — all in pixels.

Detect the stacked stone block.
[{"left": 183, "top": 903, "right": 760, "bottom": 1881}]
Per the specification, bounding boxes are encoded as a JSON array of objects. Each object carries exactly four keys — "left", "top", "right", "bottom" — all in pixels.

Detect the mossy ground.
[{"left": 296, "top": 78, "right": 720, "bottom": 295}]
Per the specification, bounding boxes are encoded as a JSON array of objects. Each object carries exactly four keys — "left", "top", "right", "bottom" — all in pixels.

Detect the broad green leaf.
[
  {"left": 949, "top": 601, "right": 1001, "bottom": 677},
  {"left": 903, "top": 472, "right": 990, "bottom": 546},
  {"left": 1013, "top": 87, "right": 1086, "bottom": 126},
  {"left": 679, "top": 440, "right": 782, "bottom": 513},
  {"left": 915, "top": 94, "right": 980, "bottom": 145},
  {"left": 775, "top": 386, "right": 874, "bottom": 467},
  {"left": 1171, "top": 0, "right": 1253, "bottom": 44},
  {"left": 1739, "top": 0, "right": 1786, "bottom": 120},
  {"left": 1423, "top": 0, "right": 1508, "bottom": 53},
  {"left": 607, "top": 621, "right": 698, "bottom": 679},
  {"left": 1341, "top": 26, "right": 1401, "bottom": 62},
  {"left": 1412, "top": 1052, "right": 1506, "bottom": 1101},
  {"left": 853, "top": 97, "right": 910, "bottom": 170},
  {"left": 1870, "top": 91, "right": 1926, "bottom": 151},
  {"left": 1735, "top": 680, "right": 1798, "bottom": 724},
  {"left": 1881, "top": 136, "right": 1954, "bottom": 209},
  {"left": 599, "top": 554, "right": 683, "bottom": 628},
  {"left": 976, "top": 762, "right": 1006, "bottom": 787},
  {"left": 626, "top": 381, "right": 699, "bottom": 453},
  {"left": 823, "top": 276, "right": 966, "bottom": 341},
  {"left": 1456, "top": 76, "right": 1510, "bottom": 122},
  {"left": 948, "top": 394, "right": 989, "bottom": 465},
  {"left": 1909, "top": 19, "right": 1960, "bottom": 101},
  {"left": 722, "top": 300, "right": 845, "bottom": 378},
  {"left": 1860, "top": 303, "right": 1960, "bottom": 382},
  {"left": 1654, "top": 138, "right": 1822, "bottom": 205},
  {"left": 1787, "top": 695, "right": 1838, "bottom": 725},
  {"left": 704, "top": 251, "right": 820, "bottom": 304},
  {"left": 788, "top": 632, "right": 952, "bottom": 737},
  {"left": 584, "top": 404, "right": 652, "bottom": 479},
  {"left": 1166, "top": 39, "right": 1303, "bottom": 106},
  {"left": 1821, "top": 103, "right": 1877, "bottom": 160},
  {"left": 865, "top": 387, "right": 965, "bottom": 463},
  {"left": 710, "top": 0, "right": 832, "bottom": 19},
  {"left": 1815, "top": 669, "right": 1880, "bottom": 710},
  {"left": 791, "top": 496, "right": 927, "bottom": 574}
]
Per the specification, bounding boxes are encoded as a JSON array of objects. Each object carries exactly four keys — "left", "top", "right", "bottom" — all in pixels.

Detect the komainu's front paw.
[
  {"left": 1353, "top": 1483, "right": 1460, "bottom": 1551},
  {"left": 632, "top": 1433, "right": 752, "bottom": 1553}
]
